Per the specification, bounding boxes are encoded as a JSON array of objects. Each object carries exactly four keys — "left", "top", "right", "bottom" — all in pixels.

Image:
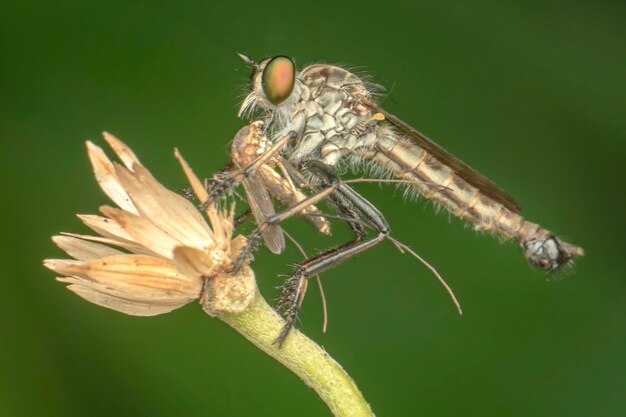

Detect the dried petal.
[
  {"left": 173, "top": 246, "right": 216, "bottom": 278},
  {"left": 52, "top": 254, "right": 201, "bottom": 302},
  {"left": 102, "top": 131, "right": 142, "bottom": 170},
  {"left": 114, "top": 163, "right": 214, "bottom": 248},
  {"left": 60, "top": 277, "right": 187, "bottom": 315},
  {"left": 87, "top": 141, "right": 137, "bottom": 213},
  {"left": 52, "top": 235, "right": 123, "bottom": 261},
  {"left": 61, "top": 232, "right": 152, "bottom": 256},
  {"left": 174, "top": 148, "right": 225, "bottom": 240},
  {"left": 78, "top": 214, "right": 136, "bottom": 243}
]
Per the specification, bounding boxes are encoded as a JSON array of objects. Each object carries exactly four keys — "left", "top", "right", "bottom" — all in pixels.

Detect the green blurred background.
[{"left": 2, "top": 1, "right": 625, "bottom": 416}]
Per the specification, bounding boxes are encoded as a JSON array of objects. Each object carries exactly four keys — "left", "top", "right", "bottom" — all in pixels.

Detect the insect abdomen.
[{"left": 362, "top": 131, "right": 583, "bottom": 270}]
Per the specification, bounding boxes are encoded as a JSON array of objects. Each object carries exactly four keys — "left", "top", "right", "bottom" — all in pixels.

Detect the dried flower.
[{"left": 44, "top": 132, "right": 254, "bottom": 316}]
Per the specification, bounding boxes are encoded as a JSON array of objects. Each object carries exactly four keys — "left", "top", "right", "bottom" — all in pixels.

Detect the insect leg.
[{"left": 234, "top": 209, "right": 253, "bottom": 227}]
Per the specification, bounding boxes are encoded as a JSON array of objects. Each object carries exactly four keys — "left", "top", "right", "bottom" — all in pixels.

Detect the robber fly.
[
  {"left": 205, "top": 54, "right": 583, "bottom": 344},
  {"left": 237, "top": 54, "right": 584, "bottom": 272}
]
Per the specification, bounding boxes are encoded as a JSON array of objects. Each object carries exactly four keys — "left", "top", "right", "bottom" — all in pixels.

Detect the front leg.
[{"left": 200, "top": 170, "right": 239, "bottom": 209}]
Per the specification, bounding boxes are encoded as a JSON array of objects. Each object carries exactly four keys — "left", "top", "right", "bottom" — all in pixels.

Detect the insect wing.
[{"left": 363, "top": 99, "right": 521, "bottom": 213}]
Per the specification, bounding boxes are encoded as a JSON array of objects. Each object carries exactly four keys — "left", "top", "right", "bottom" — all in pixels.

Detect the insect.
[
  {"left": 205, "top": 54, "right": 584, "bottom": 344},
  {"left": 236, "top": 54, "right": 584, "bottom": 272},
  {"left": 226, "top": 119, "right": 330, "bottom": 253}
]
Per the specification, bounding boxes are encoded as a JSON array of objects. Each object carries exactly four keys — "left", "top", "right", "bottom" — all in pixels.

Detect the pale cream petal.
[
  {"left": 114, "top": 162, "right": 214, "bottom": 248},
  {"left": 56, "top": 276, "right": 189, "bottom": 312},
  {"left": 78, "top": 214, "right": 135, "bottom": 242},
  {"left": 60, "top": 232, "right": 154, "bottom": 256},
  {"left": 83, "top": 254, "right": 202, "bottom": 300},
  {"left": 100, "top": 206, "right": 183, "bottom": 259},
  {"left": 44, "top": 259, "right": 87, "bottom": 278},
  {"left": 52, "top": 235, "right": 123, "bottom": 261},
  {"left": 59, "top": 254, "right": 201, "bottom": 301},
  {"left": 102, "top": 132, "right": 142, "bottom": 171},
  {"left": 174, "top": 148, "right": 225, "bottom": 240},
  {"left": 64, "top": 280, "right": 188, "bottom": 316},
  {"left": 56, "top": 276, "right": 85, "bottom": 284},
  {"left": 172, "top": 246, "right": 216, "bottom": 278},
  {"left": 86, "top": 141, "right": 138, "bottom": 213},
  {"left": 174, "top": 148, "right": 209, "bottom": 202}
]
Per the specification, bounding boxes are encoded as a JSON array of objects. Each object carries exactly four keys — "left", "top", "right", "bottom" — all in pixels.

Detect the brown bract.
[{"left": 44, "top": 132, "right": 254, "bottom": 316}]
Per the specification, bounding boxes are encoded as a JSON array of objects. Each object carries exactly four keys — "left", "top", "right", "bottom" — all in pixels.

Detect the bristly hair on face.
[{"left": 237, "top": 57, "right": 386, "bottom": 133}]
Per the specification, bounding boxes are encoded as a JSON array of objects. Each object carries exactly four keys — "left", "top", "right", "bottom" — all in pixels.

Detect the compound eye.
[{"left": 262, "top": 56, "right": 295, "bottom": 105}]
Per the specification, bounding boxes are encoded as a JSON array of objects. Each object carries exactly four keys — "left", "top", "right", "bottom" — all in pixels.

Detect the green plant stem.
[{"left": 216, "top": 288, "right": 375, "bottom": 417}]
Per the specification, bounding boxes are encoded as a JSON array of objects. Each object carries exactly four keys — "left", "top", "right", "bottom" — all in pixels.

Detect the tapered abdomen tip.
[{"left": 523, "top": 235, "right": 583, "bottom": 271}]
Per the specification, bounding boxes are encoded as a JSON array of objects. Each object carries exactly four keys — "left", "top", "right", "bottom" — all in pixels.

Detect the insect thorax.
[{"left": 268, "top": 64, "right": 382, "bottom": 167}]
